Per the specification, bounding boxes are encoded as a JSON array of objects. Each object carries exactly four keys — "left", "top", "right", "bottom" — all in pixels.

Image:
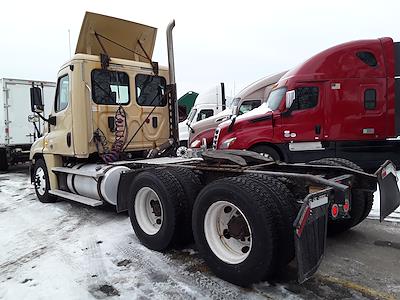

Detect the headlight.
[
  {"left": 190, "top": 140, "right": 201, "bottom": 148},
  {"left": 220, "top": 137, "right": 237, "bottom": 149}
]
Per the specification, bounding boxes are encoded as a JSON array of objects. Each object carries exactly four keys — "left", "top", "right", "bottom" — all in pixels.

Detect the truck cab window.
[
  {"left": 91, "top": 70, "right": 130, "bottom": 105},
  {"left": 266, "top": 87, "right": 287, "bottom": 110},
  {"left": 292, "top": 87, "right": 319, "bottom": 111},
  {"left": 55, "top": 75, "right": 70, "bottom": 112},
  {"left": 135, "top": 74, "right": 167, "bottom": 107},
  {"left": 364, "top": 89, "right": 376, "bottom": 110},
  {"left": 197, "top": 109, "right": 214, "bottom": 121},
  {"left": 238, "top": 100, "right": 261, "bottom": 115},
  {"left": 356, "top": 51, "right": 377, "bottom": 67}
]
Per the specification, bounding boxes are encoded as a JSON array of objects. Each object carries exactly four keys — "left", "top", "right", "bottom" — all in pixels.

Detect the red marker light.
[
  {"left": 343, "top": 200, "right": 350, "bottom": 213},
  {"left": 331, "top": 204, "right": 339, "bottom": 218}
]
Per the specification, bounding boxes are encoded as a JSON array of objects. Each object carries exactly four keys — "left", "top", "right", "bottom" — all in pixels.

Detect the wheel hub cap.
[
  {"left": 34, "top": 167, "right": 46, "bottom": 196},
  {"left": 134, "top": 187, "right": 163, "bottom": 235},
  {"left": 204, "top": 201, "right": 252, "bottom": 264}
]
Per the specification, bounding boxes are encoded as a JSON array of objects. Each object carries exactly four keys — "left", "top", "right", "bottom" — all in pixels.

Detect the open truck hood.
[{"left": 76, "top": 12, "right": 157, "bottom": 62}]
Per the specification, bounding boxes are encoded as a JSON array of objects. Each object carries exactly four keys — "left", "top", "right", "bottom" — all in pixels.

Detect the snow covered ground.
[{"left": 1, "top": 165, "right": 399, "bottom": 300}]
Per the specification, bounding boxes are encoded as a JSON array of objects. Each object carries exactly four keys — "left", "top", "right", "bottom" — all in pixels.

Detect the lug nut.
[
  {"left": 241, "top": 246, "right": 249, "bottom": 253},
  {"left": 224, "top": 206, "right": 232, "bottom": 213},
  {"left": 156, "top": 219, "right": 161, "bottom": 225},
  {"left": 223, "top": 229, "right": 231, "bottom": 239}
]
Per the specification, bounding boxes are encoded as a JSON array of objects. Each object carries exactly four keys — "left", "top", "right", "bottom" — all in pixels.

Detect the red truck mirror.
[{"left": 286, "top": 90, "right": 296, "bottom": 109}]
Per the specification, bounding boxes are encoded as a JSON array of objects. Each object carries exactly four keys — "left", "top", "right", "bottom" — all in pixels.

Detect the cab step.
[
  {"left": 49, "top": 189, "right": 103, "bottom": 207},
  {"left": 51, "top": 167, "right": 104, "bottom": 178}
]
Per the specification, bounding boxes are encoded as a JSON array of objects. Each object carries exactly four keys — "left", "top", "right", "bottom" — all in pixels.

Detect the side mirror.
[
  {"left": 30, "top": 87, "right": 44, "bottom": 113},
  {"left": 231, "top": 105, "right": 238, "bottom": 116},
  {"left": 48, "top": 115, "right": 57, "bottom": 126},
  {"left": 285, "top": 90, "right": 296, "bottom": 109},
  {"left": 28, "top": 115, "right": 39, "bottom": 123}
]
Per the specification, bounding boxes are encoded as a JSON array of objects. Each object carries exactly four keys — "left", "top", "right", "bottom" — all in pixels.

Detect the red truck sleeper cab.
[{"left": 215, "top": 37, "right": 400, "bottom": 170}]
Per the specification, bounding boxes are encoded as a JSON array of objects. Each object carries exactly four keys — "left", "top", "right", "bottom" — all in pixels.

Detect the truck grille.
[{"left": 212, "top": 128, "right": 220, "bottom": 149}]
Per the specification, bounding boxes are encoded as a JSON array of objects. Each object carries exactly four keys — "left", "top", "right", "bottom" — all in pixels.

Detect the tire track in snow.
[{"left": 113, "top": 242, "right": 264, "bottom": 300}]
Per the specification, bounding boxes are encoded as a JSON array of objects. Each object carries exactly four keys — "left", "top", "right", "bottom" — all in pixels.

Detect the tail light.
[{"left": 331, "top": 204, "right": 339, "bottom": 218}]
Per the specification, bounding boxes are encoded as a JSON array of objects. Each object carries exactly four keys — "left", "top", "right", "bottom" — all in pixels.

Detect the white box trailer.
[{"left": 0, "top": 78, "right": 56, "bottom": 170}]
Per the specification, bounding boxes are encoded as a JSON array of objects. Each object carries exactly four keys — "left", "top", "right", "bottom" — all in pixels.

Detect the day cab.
[
  {"left": 214, "top": 37, "right": 400, "bottom": 170},
  {"left": 30, "top": 12, "right": 175, "bottom": 195}
]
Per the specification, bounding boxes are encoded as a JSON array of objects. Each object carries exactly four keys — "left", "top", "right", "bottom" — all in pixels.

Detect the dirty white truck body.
[{"left": 0, "top": 78, "right": 55, "bottom": 170}]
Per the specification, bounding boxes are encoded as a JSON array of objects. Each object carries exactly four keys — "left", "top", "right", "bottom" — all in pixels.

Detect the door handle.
[{"left": 315, "top": 124, "right": 321, "bottom": 135}]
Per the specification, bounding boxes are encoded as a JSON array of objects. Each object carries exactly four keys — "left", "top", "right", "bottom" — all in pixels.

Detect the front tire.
[
  {"left": 192, "top": 176, "right": 279, "bottom": 286},
  {"left": 249, "top": 145, "right": 280, "bottom": 161},
  {"left": 33, "top": 158, "right": 56, "bottom": 203},
  {"left": 0, "top": 148, "right": 8, "bottom": 171}
]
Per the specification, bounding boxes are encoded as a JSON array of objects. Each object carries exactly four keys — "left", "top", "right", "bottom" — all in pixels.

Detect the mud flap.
[
  {"left": 294, "top": 190, "right": 330, "bottom": 283},
  {"left": 376, "top": 161, "right": 400, "bottom": 222}
]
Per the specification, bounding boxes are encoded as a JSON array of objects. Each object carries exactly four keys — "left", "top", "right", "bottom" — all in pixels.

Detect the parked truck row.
[
  {"left": 188, "top": 71, "right": 286, "bottom": 149},
  {"left": 201, "top": 38, "right": 400, "bottom": 171},
  {"left": 28, "top": 12, "right": 400, "bottom": 286}
]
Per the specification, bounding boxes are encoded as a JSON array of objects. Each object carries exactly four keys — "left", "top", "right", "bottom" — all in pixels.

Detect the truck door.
[
  {"left": 44, "top": 69, "right": 75, "bottom": 156},
  {"left": 278, "top": 83, "right": 325, "bottom": 149}
]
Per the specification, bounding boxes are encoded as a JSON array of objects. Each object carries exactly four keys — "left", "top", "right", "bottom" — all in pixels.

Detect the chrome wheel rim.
[
  {"left": 134, "top": 187, "right": 163, "bottom": 235},
  {"left": 35, "top": 167, "right": 46, "bottom": 196},
  {"left": 204, "top": 201, "right": 252, "bottom": 264}
]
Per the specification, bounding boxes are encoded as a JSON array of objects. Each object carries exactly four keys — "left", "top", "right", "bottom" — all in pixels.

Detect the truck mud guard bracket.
[{"left": 375, "top": 160, "right": 400, "bottom": 221}]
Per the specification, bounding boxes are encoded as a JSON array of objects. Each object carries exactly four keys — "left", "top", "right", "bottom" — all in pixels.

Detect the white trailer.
[{"left": 0, "top": 78, "right": 56, "bottom": 170}]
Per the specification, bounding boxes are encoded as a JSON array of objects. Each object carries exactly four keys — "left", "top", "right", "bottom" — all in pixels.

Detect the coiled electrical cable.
[{"left": 94, "top": 105, "right": 128, "bottom": 163}]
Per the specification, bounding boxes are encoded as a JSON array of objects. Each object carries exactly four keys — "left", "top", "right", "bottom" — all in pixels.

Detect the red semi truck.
[{"left": 213, "top": 37, "right": 400, "bottom": 170}]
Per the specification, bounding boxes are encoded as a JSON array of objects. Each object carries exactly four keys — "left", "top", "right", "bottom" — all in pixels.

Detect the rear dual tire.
[
  {"left": 128, "top": 169, "right": 296, "bottom": 286},
  {"left": 128, "top": 168, "right": 201, "bottom": 251},
  {"left": 192, "top": 176, "right": 283, "bottom": 286}
]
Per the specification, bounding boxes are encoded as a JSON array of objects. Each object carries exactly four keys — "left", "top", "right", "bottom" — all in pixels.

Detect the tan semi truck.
[{"left": 29, "top": 12, "right": 400, "bottom": 286}]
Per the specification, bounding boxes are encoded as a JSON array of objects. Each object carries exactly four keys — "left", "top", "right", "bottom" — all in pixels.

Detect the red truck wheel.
[
  {"left": 309, "top": 158, "right": 373, "bottom": 234},
  {"left": 325, "top": 158, "right": 374, "bottom": 225},
  {"left": 249, "top": 145, "right": 280, "bottom": 161}
]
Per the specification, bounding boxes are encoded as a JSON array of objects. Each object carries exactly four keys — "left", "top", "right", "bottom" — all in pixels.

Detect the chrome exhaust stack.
[
  {"left": 166, "top": 20, "right": 179, "bottom": 146},
  {"left": 166, "top": 19, "right": 176, "bottom": 84}
]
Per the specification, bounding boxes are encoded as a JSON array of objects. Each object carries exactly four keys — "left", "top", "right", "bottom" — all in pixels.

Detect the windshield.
[
  {"left": 187, "top": 108, "right": 197, "bottom": 123},
  {"left": 265, "top": 87, "right": 287, "bottom": 111}
]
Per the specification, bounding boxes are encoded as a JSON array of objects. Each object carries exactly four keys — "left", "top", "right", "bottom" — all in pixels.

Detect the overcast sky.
[{"left": 1, "top": 0, "right": 400, "bottom": 98}]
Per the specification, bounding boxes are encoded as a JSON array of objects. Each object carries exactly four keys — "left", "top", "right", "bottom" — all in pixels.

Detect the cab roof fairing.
[
  {"left": 75, "top": 12, "right": 157, "bottom": 63},
  {"left": 280, "top": 38, "right": 393, "bottom": 85}
]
